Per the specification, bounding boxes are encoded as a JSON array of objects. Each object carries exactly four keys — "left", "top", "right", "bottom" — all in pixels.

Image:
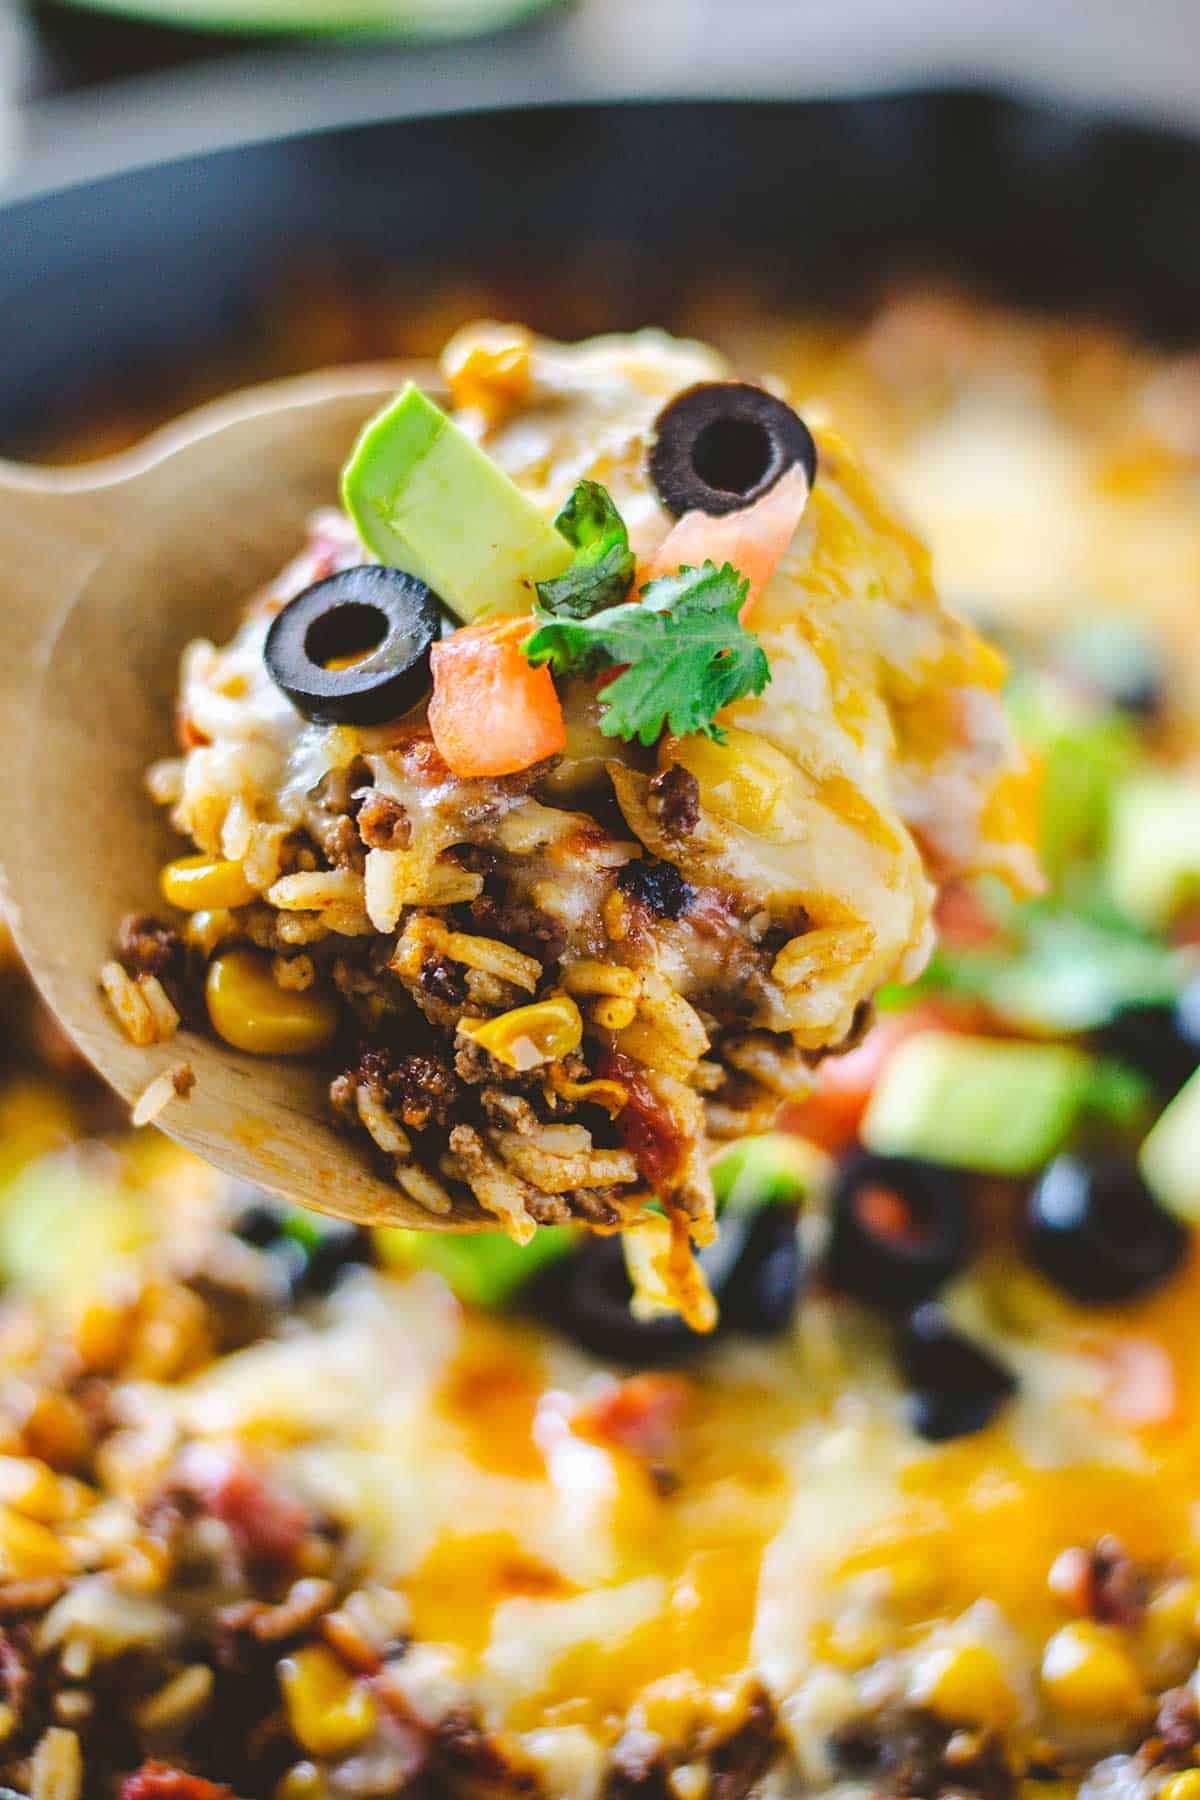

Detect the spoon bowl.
[{"left": 0, "top": 366, "right": 486, "bottom": 1229}]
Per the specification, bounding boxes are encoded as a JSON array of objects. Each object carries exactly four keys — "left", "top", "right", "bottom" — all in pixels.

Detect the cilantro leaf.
[
  {"left": 535, "top": 480, "right": 636, "bottom": 619},
  {"left": 524, "top": 560, "right": 770, "bottom": 746}
]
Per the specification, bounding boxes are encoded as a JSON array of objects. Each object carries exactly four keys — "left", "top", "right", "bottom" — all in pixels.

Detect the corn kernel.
[
  {"left": 1160, "top": 1772, "right": 1200, "bottom": 1800},
  {"left": 279, "top": 1646, "right": 377, "bottom": 1756},
  {"left": 603, "top": 889, "right": 629, "bottom": 941},
  {"left": 910, "top": 1643, "right": 1016, "bottom": 1730},
  {"left": 546, "top": 1064, "right": 627, "bottom": 1117},
  {"left": 74, "top": 1294, "right": 132, "bottom": 1374},
  {"left": 21, "top": 1393, "right": 91, "bottom": 1472},
  {"left": 206, "top": 949, "right": 339, "bottom": 1056},
  {"left": 0, "top": 1458, "right": 88, "bottom": 1524},
  {"left": 661, "top": 728, "right": 794, "bottom": 838},
  {"left": 461, "top": 995, "right": 583, "bottom": 1071},
  {"left": 1141, "top": 1578, "right": 1200, "bottom": 1681},
  {"left": 591, "top": 996, "right": 639, "bottom": 1032},
  {"left": 1040, "top": 1621, "right": 1143, "bottom": 1720},
  {"left": 126, "top": 1280, "right": 212, "bottom": 1382},
  {"left": 161, "top": 854, "right": 258, "bottom": 912},
  {"left": 561, "top": 961, "right": 641, "bottom": 1001},
  {"left": 443, "top": 323, "right": 533, "bottom": 423},
  {"left": 0, "top": 1506, "right": 69, "bottom": 1578},
  {"left": 276, "top": 1762, "right": 326, "bottom": 1800}
]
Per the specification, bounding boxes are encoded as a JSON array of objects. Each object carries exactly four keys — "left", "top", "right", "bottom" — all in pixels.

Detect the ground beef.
[
  {"left": 336, "top": 1045, "right": 463, "bottom": 1133},
  {"left": 117, "top": 912, "right": 200, "bottom": 1022},
  {"left": 320, "top": 813, "right": 366, "bottom": 873},
  {"left": 605, "top": 1728, "right": 669, "bottom": 1798},
  {"left": 355, "top": 790, "right": 412, "bottom": 851},
  {"left": 118, "top": 914, "right": 188, "bottom": 985},
  {"left": 392, "top": 1053, "right": 461, "bottom": 1131},
  {"left": 432, "top": 1711, "right": 540, "bottom": 1796},
  {"left": 178, "top": 1254, "right": 280, "bottom": 1352},
  {"left": 648, "top": 764, "right": 700, "bottom": 839},
  {"left": 1087, "top": 1538, "right": 1148, "bottom": 1628},
  {"left": 419, "top": 955, "right": 468, "bottom": 1006},
  {"left": 830, "top": 1706, "right": 1015, "bottom": 1800},
  {"left": 1154, "top": 1687, "right": 1200, "bottom": 1765},
  {"left": 0, "top": 1627, "right": 32, "bottom": 1729},
  {"left": 446, "top": 843, "right": 498, "bottom": 877},
  {"left": 707, "top": 1690, "right": 781, "bottom": 1800},
  {"left": 617, "top": 859, "right": 694, "bottom": 920},
  {"left": 470, "top": 891, "right": 568, "bottom": 966}
]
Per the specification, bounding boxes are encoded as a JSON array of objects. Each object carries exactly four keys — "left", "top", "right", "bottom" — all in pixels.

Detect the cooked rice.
[
  {"left": 133, "top": 1663, "right": 215, "bottom": 1733},
  {"left": 100, "top": 964, "right": 179, "bottom": 1049},
  {"left": 29, "top": 1727, "right": 82, "bottom": 1800},
  {"left": 130, "top": 1062, "right": 195, "bottom": 1128}
]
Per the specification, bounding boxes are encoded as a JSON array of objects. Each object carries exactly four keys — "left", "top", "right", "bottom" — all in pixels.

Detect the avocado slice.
[
  {"left": 1105, "top": 772, "right": 1200, "bottom": 929},
  {"left": 861, "top": 1031, "right": 1095, "bottom": 1176},
  {"left": 373, "top": 1222, "right": 577, "bottom": 1308},
  {"left": 341, "top": 383, "right": 573, "bottom": 621},
  {"left": 711, "top": 1132, "right": 822, "bottom": 1212},
  {"left": 1141, "top": 1066, "right": 1200, "bottom": 1221}
]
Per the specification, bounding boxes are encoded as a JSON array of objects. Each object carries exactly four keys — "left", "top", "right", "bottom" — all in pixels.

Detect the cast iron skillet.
[{"left": 3, "top": 88, "right": 1200, "bottom": 456}]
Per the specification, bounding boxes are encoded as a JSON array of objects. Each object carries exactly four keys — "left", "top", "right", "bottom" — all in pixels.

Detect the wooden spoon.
[{"left": 0, "top": 365, "right": 487, "bottom": 1231}]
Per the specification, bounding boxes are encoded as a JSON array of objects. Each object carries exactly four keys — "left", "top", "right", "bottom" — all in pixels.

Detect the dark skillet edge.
[{"left": 3, "top": 85, "right": 1200, "bottom": 453}]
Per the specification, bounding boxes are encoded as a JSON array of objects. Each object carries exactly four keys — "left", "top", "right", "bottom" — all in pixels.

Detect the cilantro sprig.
[
  {"left": 525, "top": 558, "right": 771, "bottom": 746},
  {"left": 535, "top": 480, "right": 636, "bottom": 620}
]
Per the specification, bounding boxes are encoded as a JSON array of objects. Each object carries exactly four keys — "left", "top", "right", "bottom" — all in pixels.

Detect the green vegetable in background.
[
  {"left": 1105, "top": 772, "right": 1200, "bottom": 929},
  {"left": 535, "top": 481, "right": 637, "bottom": 620},
  {"left": 1006, "top": 674, "right": 1140, "bottom": 885},
  {"left": 524, "top": 560, "right": 770, "bottom": 745},
  {"left": 0, "top": 1154, "right": 153, "bottom": 1298},
  {"left": 711, "top": 1133, "right": 822, "bottom": 1212},
  {"left": 375, "top": 1222, "right": 577, "bottom": 1309},
  {"left": 1141, "top": 1067, "right": 1200, "bottom": 1221},
  {"left": 862, "top": 1031, "right": 1152, "bottom": 1176},
  {"left": 912, "top": 895, "right": 1191, "bottom": 1034}
]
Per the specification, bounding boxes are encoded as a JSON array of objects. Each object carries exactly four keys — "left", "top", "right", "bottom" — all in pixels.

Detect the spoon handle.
[
  {"left": 0, "top": 474, "right": 123, "bottom": 655},
  {"left": 0, "top": 477, "right": 129, "bottom": 825}
]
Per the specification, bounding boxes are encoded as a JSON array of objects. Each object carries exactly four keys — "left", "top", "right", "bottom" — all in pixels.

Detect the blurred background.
[{"left": 5, "top": 0, "right": 1200, "bottom": 205}]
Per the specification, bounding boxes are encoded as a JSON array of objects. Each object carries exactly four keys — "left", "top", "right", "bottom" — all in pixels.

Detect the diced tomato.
[
  {"left": 180, "top": 1446, "right": 308, "bottom": 1568},
  {"left": 639, "top": 463, "right": 811, "bottom": 619},
  {"left": 428, "top": 616, "right": 566, "bottom": 779},
  {"left": 120, "top": 1763, "right": 242, "bottom": 1800},
  {"left": 1093, "top": 1336, "right": 1179, "bottom": 1430},
  {"left": 935, "top": 880, "right": 1004, "bottom": 951},
  {"left": 576, "top": 1373, "right": 690, "bottom": 1463},
  {"left": 598, "top": 1048, "right": 685, "bottom": 1187},
  {"left": 780, "top": 1000, "right": 987, "bottom": 1153}
]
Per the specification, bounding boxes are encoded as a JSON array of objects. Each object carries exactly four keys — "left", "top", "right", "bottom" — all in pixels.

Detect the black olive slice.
[
  {"left": 1027, "top": 1153, "right": 1188, "bottom": 1304},
  {"left": 899, "top": 1303, "right": 1017, "bottom": 1442},
  {"left": 527, "top": 1204, "right": 802, "bottom": 1362},
  {"left": 264, "top": 565, "right": 441, "bottom": 726},
  {"left": 719, "top": 1204, "right": 804, "bottom": 1336},
  {"left": 825, "top": 1152, "right": 972, "bottom": 1310},
  {"left": 649, "top": 381, "right": 818, "bottom": 519},
  {"left": 1096, "top": 976, "right": 1200, "bottom": 1098}
]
